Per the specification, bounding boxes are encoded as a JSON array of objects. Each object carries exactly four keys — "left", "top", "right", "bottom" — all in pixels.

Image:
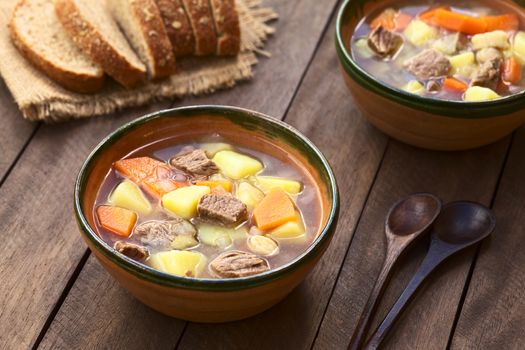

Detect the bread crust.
[
  {"left": 182, "top": 0, "right": 217, "bottom": 55},
  {"left": 9, "top": 0, "right": 104, "bottom": 93},
  {"left": 128, "top": 0, "right": 176, "bottom": 78},
  {"left": 155, "top": 0, "right": 195, "bottom": 56},
  {"left": 55, "top": 0, "right": 147, "bottom": 88},
  {"left": 209, "top": 0, "right": 240, "bottom": 56}
]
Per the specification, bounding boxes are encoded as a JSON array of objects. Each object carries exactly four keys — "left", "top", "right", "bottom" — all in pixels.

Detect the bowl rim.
[
  {"left": 335, "top": 0, "right": 525, "bottom": 118},
  {"left": 74, "top": 105, "right": 340, "bottom": 292}
]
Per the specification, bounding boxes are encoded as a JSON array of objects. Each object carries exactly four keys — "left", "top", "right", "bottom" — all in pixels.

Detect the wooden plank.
[
  {"left": 36, "top": 0, "right": 341, "bottom": 348},
  {"left": 312, "top": 139, "right": 510, "bottom": 350},
  {"left": 0, "top": 79, "right": 36, "bottom": 181},
  {"left": 450, "top": 128, "right": 525, "bottom": 350},
  {"left": 176, "top": 15, "right": 389, "bottom": 350}
]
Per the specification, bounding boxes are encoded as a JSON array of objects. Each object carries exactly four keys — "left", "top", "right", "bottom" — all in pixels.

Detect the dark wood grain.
[
  {"left": 312, "top": 139, "right": 510, "bottom": 350},
  {"left": 35, "top": 0, "right": 342, "bottom": 349},
  {"left": 450, "top": 128, "right": 525, "bottom": 350},
  {"left": 176, "top": 15, "right": 388, "bottom": 350}
]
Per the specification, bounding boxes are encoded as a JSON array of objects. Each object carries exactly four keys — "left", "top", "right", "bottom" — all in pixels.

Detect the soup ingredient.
[
  {"left": 212, "top": 150, "right": 263, "bottom": 179},
  {"left": 476, "top": 48, "right": 503, "bottom": 64},
  {"left": 171, "top": 235, "right": 199, "bottom": 250},
  {"left": 247, "top": 235, "right": 278, "bottom": 256},
  {"left": 134, "top": 218, "right": 196, "bottom": 248},
  {"left": 96, "top": 205, "right": 137, "bottom": 237},
  {"left": 197, "top": 223, "right": 247, "bottom": 248},
  {"left": 170, "top": 149, "right": 219, "bottom": 177},
  {"left": 367, "top": 26, "right": 403, "bottom": 57},
  {"left": 251, "top": 176, "right": 302, "bottom": 194},
  {"left": 236, "top": 182, "right": 265, "bottom": 211},
  {"left": 195, "top": 179, "right": 233, "bottom": 192},
  {"left": 109, "top": 180, "right": 152, "bottom": 215},
  {"left": 502, "top": 57, "right": 523, "bottom": 84},
  {"left": 403, "top": 19, "right": 437, "bottom": 46},
  {"left": 253, "top": 189, "right": 296, "bottom": 230},
  {"left": 405, "top": 49, "right": 451, "bottom": 80},
  {"left": 449, "top": 52, "right": 476, "bottom": 77},
  {"left": 201, "top": 142, "right": 233, "bottom": 157},
  {"left": 162, "top": 185, "right": 211, "bottom": 219},
  {"left": 471, "top": 58, "right": 502, "bottom": 90},
  {"left": 432, "top": 33, "right": 465, "bottom": 55},
  {"left": 149, "top": 250, "right": 207, "bottom": 277},
  {"left": 443, "top": 78, "right": 468, "bottom": 93},
  {"left": 402, "top": 80, "right": 424, "bottom": 94},
  {"left": 269, "top": 213, "right": 306, "bottom": 239},
  {"left": 197, "top": 193, "right": 248, "bottom": 225},
  {"left": 370, "top": 8, "right": 412, "bottom": 32},
  {"left": 114, "top": 157, "right": 181, "bottom": 197},
  {"left": 464, "top": 86, "right": 501, "bottom": 101},
  {"left": 513, "top": 32, "right": 525, "bottom": 65},
  {"left": 210, "top": 250, "right": 270, "bottom": 278},
  {"left": 114, "top": 241, "right": 149, "bottom": 261},
  {"left": 354, "top": 38, "right": 374, "bottom": 58},
  {"left": 471, "top": 30, "right": 509, "bottom": 50}
]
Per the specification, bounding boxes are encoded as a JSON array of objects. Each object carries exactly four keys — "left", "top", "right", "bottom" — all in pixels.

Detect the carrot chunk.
[
  {"left": 253, "top": 189, "right": 296, "bottom": 231},
  {"left": 394, "top": 12, "right": 413, "bottom": 31},
  {"left": 371, "top": 9, "right": 413, "bottom": 32},
  {"left": 502, "top": 57, "right": 522, "bottom": 84},
  {"left": 114, "top": 157, "right": 184, "bottom": 198},
  {"left": 484, "top": 14, "right": 519, "bottom": 32},
  {"left": 443, "top": 78, "right": 469, "bottom": 93},
  {"left": 195, "top": 180, "right": 233, "bottom": 192},
  {"left": 96, "top": 205, "right": 137, "bottom": 237}
]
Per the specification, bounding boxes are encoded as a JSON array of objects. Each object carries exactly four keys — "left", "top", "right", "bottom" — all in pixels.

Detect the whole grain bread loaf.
[
  {"left": 155, "top": 0, "right": 195, "bottom": 56},
  {"left": 109, "top": 0, "right": 176, "bottom": 79},
  {"left": 54, "top": 0, "right": 147, "bottom": 88},
  {"left": 209, "top": 0, "right": 240, "bottom": 56},
  {"left": 10, "top": 0, "right": 104, "bottom": 93}
]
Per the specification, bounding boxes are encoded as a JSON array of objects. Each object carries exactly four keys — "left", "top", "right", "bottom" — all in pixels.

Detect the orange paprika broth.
[
  {"left": 93, "top": 135, "right": 322, "bottom": 279},
  {"left": 351, "top": 0, "right": 525, "bottom": 101}
]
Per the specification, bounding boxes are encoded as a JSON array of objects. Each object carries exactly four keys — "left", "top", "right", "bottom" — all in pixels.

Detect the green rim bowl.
[
  {"left": 336, "top": 0, "right": 525, "bottom": 151},
  {"left": 74, "top": 105, "right": 339, "bottom": 322}
]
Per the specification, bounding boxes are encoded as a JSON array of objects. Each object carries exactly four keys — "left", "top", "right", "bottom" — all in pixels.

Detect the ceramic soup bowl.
[
  {"left": 336, "top": 0, "right": 525, "bottom": 151},
  {"left": 74, "top": 106, "right": 339, "bottom": 322}
]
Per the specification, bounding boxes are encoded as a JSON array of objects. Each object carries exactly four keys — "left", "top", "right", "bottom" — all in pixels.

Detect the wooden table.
[{"left": 1, "top": 1, "right": 524, "bottom": 349}]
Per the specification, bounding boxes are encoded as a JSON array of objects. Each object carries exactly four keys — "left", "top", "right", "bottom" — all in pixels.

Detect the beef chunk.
[
  {"left": 170, "top": 149, "right": 218, "bottom": 177},
  {"left": 210, "top": 251, "right": 270, "bottom": 278},
  {"left": 198, "top": 194, "right": 248, "bottom": 225},
  {"left": 114, "top": 241, "right": 149, "bottom": 262},
  {"left": 367, "top": 25, "right": 403, "bottom": 57},
  {"left": 405, "top": 49, "right": 452, "bottom": 80},
  {"left": 471, "top": 58, "right": 502, "bottom": 90},
  {"left": 476, "top": 48, "right": 503, "bottom": 64},
  {"left": 134, "top": 218, "right": 196, "bottom": 248}
]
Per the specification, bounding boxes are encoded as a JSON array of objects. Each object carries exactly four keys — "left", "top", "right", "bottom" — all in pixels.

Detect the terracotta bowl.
[
  {"left": 74, "top": 106, "right": 339, "bottom": 322},
  {"left": 336, "top": 0, "right": 525, "bottom": 151}
]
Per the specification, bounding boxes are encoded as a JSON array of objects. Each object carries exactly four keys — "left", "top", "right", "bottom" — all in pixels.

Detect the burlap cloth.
[{"left": 0, "top": 0, "right": 277, "bottom": 122}]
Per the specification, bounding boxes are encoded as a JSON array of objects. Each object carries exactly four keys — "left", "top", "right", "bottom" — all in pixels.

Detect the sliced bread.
[
  {"left": 182, "top": 0, "right": 217, "bottom": 56},
  {"left": 54, "top": 0, "right": 147, "bottom": 88},
  {"left": 209, "top": 0, "right": 240, "bottom": 56},
  {"left": 9, "top": 0, "right": 104, "bottom": 93},
  {"left": 155, "top": 0, "right": 195, "bottom": 56},
  {"left": 109, "top": 0, "right": 176, "bottom": 79}
]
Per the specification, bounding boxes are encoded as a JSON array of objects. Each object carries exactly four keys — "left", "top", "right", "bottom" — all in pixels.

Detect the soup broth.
[
  {"left": 93, "top": 135, "right": 322, "bottom": 279},
  {"left": 351, "top": 0, "right": 525, "bottom": 101}
]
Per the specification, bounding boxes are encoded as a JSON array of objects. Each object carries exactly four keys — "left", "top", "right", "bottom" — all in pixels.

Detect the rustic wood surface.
[{"left": 1, "top": 0, "right": 524, "bottom": 349}]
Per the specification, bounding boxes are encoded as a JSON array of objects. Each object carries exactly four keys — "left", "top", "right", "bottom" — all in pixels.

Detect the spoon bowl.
[{"left": 387, "top": 194, "right": 442, "bottom": 237}]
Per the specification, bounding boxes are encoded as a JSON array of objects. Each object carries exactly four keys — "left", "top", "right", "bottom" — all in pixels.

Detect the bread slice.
[
  {"left": 9, "top": 0, "right": 104, "bottom": 93},
  {"left": 155, "top": 0, "right": 195, "bottom": 56},
  {"left": 109, "top": 0, "right": 176, "bottom": 79},
  {"left": 209, "top": 0, "right": 240, "bottom": 56},
  {"left": 54, "top": 0, "right": 147, "bottom": 88},
  {"left": 182, "top": 0, "right": 217, "bottom": 56}
]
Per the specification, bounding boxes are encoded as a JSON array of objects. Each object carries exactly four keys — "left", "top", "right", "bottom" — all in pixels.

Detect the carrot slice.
[
  {"left": 253, "top": 189, "right": 296, "bottom": 231},
  {"left": 370, "top": 8, "right": 397, "bottom": 30},
  {"left": 443, "top": 78, "right": 469, "bottom": 93},
  {"left": 502, "top": 57, "right": 522, "bottom": 84},
  {"left": 195, "top": 180, "right": 233, "bottom": 192},
  {"left": 96, "top": 205, "right": 137, "bottom": 237},
  {"left": 114, "top": 157, "right": 184, "bottom": 197},
  {"left": 484, "top": 14, "right": 519, "bottom": 32}
]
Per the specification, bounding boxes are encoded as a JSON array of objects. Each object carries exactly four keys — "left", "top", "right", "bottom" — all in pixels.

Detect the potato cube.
[
  {"left": 197, "top": 224, "right": 248, "bottom": 248},
  {"left": 251, "top": 176, "right": 302, "bottom": 194},
  {"left": 161, "top": 186, "right": 210, "bottom": 219},
  {"left": 449, "top": 52, "right": 477, "bottom": 78},
  {"left": 247, "top": 235, "right": 279, "bottom": 256},
  {"left": 212, "top": 151, "right": 263, "bottom": 179},
  {"left": 402, "top": 80, "right": 424, "bottom": 95},
  {"left": 200, "top": 143, "right": 233, "bottom": 157},
  {"left": 236, "top": 182, "right": 265, "bottom": 211},
  {"left": 464, "top": 86, "right": 501, "bottom": 102},
  {"left": 109, "top": 180, "right": 152, "bottom": 215},
  {"left": 269, "top": 213, "right": 305, "bottom": 239},
  {"left": 472, "top": 30, "right": 509, "bottom": 50},
  {"left": 513, "top": 31, "right": 525, "bottom": 65},
  {"left": 170, "top": 235, "right": 199, "bottom": 250},
  {"left": 149, "top": 250, "right": 207, "bottom": 277},
  {"left": 404, "top": 20, "right": 438, "bottom": 46},
  {"left": 354, "top": 38, "right": 374, "bottom": 58}
]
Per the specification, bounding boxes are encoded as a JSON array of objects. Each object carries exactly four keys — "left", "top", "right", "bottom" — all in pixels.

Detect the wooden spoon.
[
  {"left": 363, "top": 201, "right": 496, "bottom": 350},
  {"left": 348, "top": 193, "right": 441, "bottom": 350}
]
